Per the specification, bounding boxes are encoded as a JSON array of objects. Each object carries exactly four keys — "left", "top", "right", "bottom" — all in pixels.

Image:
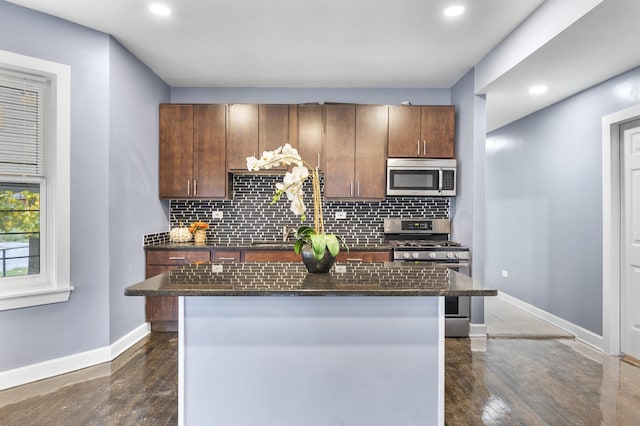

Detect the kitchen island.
[{"left": 125, "top": 262, "right": 496, "bottom": 426}]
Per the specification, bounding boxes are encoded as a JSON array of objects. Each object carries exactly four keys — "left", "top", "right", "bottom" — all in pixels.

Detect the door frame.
[{"left": 602, "top": 104, "right": 640, "bottom": 355}]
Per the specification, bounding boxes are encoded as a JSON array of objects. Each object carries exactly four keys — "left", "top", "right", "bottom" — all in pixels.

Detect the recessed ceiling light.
[
  {"left": 444, "top": 5, "right": 465, "bottom": 17},
  {"left": 149, "top": 3, "right": 172, "bottom": 16},
  {"left": 529, "top": 85, "right": 548, "bottom": 95}
]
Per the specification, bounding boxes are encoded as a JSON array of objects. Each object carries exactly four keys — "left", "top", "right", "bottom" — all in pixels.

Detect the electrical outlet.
[
  {"left": 501, "top": 270, "right": 509, "bottom": 278},
  {"left": 212, "top": 211, "right": 223, "bottom": 220},
  {"left": 335, "top": 211, "right": 347, "bottom": 220},
  {"left": 335, "top": 265, "right": 347, "bottom": 273},
  {"left": 212, "top": 264, "right": 223, "bottom": 273}
]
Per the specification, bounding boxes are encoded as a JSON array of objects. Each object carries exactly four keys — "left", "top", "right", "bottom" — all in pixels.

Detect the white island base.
[{"left": 178, "top": 296, "right": 444, "bottom": 426}]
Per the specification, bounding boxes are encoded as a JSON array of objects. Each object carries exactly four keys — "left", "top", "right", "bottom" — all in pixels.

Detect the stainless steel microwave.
[{"left": 386, "top": 158, "right": 457, "bottom": 196}]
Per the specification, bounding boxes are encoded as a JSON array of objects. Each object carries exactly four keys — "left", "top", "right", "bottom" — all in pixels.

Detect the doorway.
[{"left": 602, "top": 105, "right": 640, "bottom": 356}]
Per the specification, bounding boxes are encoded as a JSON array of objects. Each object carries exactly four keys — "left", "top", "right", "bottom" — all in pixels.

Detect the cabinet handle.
[
  {"left": 346, "top": 258, "right": 364, "bottom": 262},
  {"left": 357, "top": 181, "right": 360, "bottom": 197},
  {"left": 187, "top": 180, "right": 191, "bottom": 196},
  {"left": 317, "top": 153, "right": 320, "bottom": 169},
  {"left": 350, "top": 181, "right": 354, "bottom": 197},
  {"left": 438, "top": 169, "right": 443, "bottom": 192},
  {"left": 423, "top": 140, "right": 426, "bottom": 156},
  {"left": 217, "top": 257, "right": 236, "bottom": 261},
  {"left": 194, "top": 180, "right": 198, "bottom": 196},
  {"left": 417, "top": 139, "right": 420, "bottom": 156},
  {"left": 169, "top": 256, "right": 186, "bottom": 260}
]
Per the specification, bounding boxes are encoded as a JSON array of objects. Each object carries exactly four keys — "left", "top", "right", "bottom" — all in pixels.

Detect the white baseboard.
[
  {"left": 497, "top": 292, "right": 604, "bottom": 350},
  {"left": 469, "top": 323, "right": 487, "bottom": 338},
  {"left": 0, "top": 323, "right": 150, "bottom": 391}
]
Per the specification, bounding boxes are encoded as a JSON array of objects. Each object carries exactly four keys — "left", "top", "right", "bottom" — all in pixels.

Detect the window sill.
[{"left": 0, "top": 286, "right": 74, "bottom": 311}]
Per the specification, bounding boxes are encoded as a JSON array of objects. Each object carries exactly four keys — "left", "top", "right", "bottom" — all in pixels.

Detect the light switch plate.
[
  {"left": 212, "top": 211, "right": 223, "bottom": 219},
  {"left": 335, "top": 212, "right": 347, "bottom": 220},
  {"left": 335, "top": 265, "right": 347, "bottom": 273}
]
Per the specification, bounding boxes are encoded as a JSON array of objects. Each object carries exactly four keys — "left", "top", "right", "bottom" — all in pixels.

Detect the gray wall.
[
  {"left": 108, "top": 38, "right": 170, "bottom": 341},
  {"left": 0, "top": 1, "right": 168, "bottom": 371},
  {"left": 485, "top": 65, "right": 640, "bottom": 335},
  {"left": 451, "top": 69, "right": 487, "bottom": 325},
  {"left": 171, "top": 87, "right": 450, "bottom": 105}
]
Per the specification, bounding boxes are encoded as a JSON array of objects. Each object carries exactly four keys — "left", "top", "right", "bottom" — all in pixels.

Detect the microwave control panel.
[{"left": 442, "top": 170, "right": 455, "bottom": 190}]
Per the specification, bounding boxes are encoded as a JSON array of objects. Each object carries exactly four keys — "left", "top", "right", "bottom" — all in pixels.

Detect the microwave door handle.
[{"left": 438, "top": 169, "right": 443, "bottom": 192}]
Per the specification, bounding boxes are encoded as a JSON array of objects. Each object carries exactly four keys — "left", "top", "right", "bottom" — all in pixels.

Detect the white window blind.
[{"left": 0, "top": 69, "right": 45, "bottom": 176}]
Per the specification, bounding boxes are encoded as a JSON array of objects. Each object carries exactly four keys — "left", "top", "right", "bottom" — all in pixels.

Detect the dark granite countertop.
[
  {"left": 125, "top": 262, "right": 496, "bottom": 297},
  {"left": 145, "top": 242, "right": 392, "bottom": 251}
]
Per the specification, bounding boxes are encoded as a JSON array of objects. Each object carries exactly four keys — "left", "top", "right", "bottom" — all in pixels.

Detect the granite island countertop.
[
  {"left": 145, "top": 242, "right": 392, "bottom": 251},
  {"left": 125, "top": 262, "right": 496, "bottom": 297}
]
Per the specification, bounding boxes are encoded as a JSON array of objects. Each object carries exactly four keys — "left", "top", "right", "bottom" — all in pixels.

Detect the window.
[{"left": 0, "top": 50, "right": 71, "bottom": 310}]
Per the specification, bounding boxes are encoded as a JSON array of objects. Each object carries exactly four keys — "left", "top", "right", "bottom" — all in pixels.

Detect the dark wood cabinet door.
[
  {"left": 355, "top": 105, "right": 388, "bottom": 200},
  {"left": 244, "top": 250, "right": 300, "bottom": 262},
  {"left": 159, "top": 104, "right": 193, "bottom": 198},
  {"left": 258, "top": 105, "right": 290, "bottom": 171},
  {"left": 422, "top": 106, "right": 455, "bottom": 158},
  {"left": 193, "top": 104, "right": 227, "bottom": 198},
  {"left": 213, "top": 249, "right": 241, "bottom": 262},
  {"left": 227, "top": 104, "right": 259, "bottom": 170},
  {"left": 323, "top": 105, "right": 356, "bottom": 199},
  {"left": 297, "top": 104, "right": 324, "bottom": 170},
  {"left": 388, "top": 106, "right": 421, "bottom": 158}
]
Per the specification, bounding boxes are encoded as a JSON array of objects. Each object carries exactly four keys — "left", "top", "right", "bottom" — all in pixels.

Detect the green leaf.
[
  {"left": 310, "top": 234, "right": 327, "bottom": 260},
  {"left": 293, "top": 239, "right": 305, "bottom": 254},
  {"left": 325, "top": 234, "right": 340, "bottom": 257}
]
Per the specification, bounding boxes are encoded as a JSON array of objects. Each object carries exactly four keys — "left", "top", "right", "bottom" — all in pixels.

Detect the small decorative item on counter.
[
  {"left": 246, "top": 144, "right": 347, "bottom": 273},
  {"left": 189, "top": 221, "right": 209, "bottom": 245},
  {"left": 169, "top": 221, "right": 193, "bottom": 243}
]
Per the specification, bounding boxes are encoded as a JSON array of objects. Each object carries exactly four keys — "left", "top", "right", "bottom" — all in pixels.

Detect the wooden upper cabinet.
[
  {"left": 159, "top": 104, "right": 228, "bottom": 199},
  {"left": 355, "top": 105, "right": 388, "bottom": 199},
  {"left": 227, "top": 104, "right": 259, "bottom": 170},
  {"left": 193, "top": 105, "right": 227, "bottom": 198},
  {"left": 388, "top": 106, "right": 421, "bottom": 158},
  {"left": 159, "top": 104, "right": 194, "bottom": 198},
  {"left": 388, "top": 105, "right": 455, "bottom": 158},
  {"left": 323, "top": 104, "right": 356, "bottom": 199},
  {"left": 324, "top": 105, "right": 387, "bottom": 200},
  {"left": 258, "top": 105, "right": 292, "bottom": 171},
  {"left": 422, "top": 106, "right": 455, "bottom": 158},
  {"left": 297, "top": 104, "right": 324, "bottom": 170}
]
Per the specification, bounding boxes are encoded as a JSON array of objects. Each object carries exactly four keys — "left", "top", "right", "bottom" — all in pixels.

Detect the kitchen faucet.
[{"left": 282, "top": 225, "right": 297, "bottom": 242}]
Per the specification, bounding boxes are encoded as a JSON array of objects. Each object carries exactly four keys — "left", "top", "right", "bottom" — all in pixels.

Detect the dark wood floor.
[{"left": 2, "top": 333, "right": 640, "bottom": 425}]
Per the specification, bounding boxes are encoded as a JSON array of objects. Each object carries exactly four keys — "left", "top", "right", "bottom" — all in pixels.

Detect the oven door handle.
[{"left": 438, "top": 169, "right": 443, "bottom": 192}]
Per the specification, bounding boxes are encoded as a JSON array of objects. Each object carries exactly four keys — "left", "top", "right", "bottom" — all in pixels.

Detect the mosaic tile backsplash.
[{"left": 166, "top": 175, "right": 449, "bottom": 245}]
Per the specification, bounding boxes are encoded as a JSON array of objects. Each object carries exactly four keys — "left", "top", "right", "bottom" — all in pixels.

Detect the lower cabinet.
[
  {"left": 244, "top": 250, "right": 300, "bottom": 262},
  {"left": 336, "top": 250, "right": 391, "bottom": 263},
  {"left": 145, "top": 249, "right": 211, "bottom": 332}
]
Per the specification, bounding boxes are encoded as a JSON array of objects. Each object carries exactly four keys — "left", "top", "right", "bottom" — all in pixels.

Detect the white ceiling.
[{"left": 6, "top": 0, "right": 640, "bottom": 131}]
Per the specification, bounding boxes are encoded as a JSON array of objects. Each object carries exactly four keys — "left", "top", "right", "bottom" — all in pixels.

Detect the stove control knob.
[
  {"left": 403, "top": 252, "right": 411, "bottom": 259},
  {"left": 429, "top": 252, "right": 437, "bottom": 259},
  {"left": 446, "top": 253, "right": 454, "bottom": 259},
  {"left": 455, "top": 253, "right": 461, "bottom": 259},
  {"left": 412, "top": 252, "right": 420, "bottom": 259}
]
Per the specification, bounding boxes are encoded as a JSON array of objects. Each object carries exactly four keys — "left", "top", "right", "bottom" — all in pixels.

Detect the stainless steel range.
[{"left": 384, "top": 218, "right": 471, "bottom": 337}]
